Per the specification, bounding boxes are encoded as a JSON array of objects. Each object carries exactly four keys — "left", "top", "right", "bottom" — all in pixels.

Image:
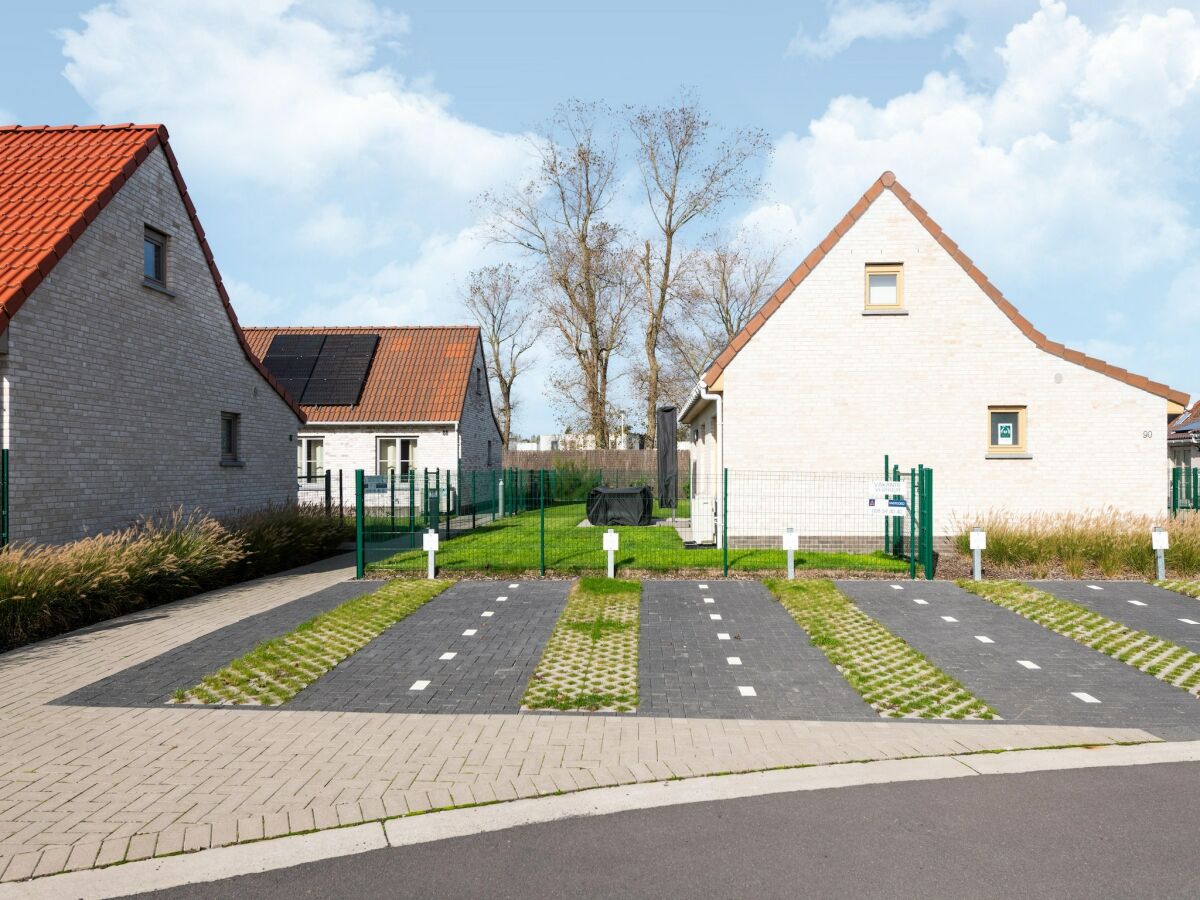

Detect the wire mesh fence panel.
[
  {"left": 361, "top": 466, "right": 921, "bottom": 578},
  {"left": 1172, "top": 466, "right": 1200, "bottom": 514}
]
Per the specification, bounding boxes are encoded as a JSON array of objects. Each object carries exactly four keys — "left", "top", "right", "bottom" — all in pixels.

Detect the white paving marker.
[
  {"left": 726, "top": 657, "right": 742, "bottom": 666},
  {"left": 699, "top": 584, "right": 709, "bottom": 589},
  {"left": 1180, "top": 618, "right": 1199, "bottom": 625},
  {"left": 409, "top": 680, "right": 430, "bottom": 691},
  {"left": 704, "top": 598, "right": 715, "bottom": 604},
  {"left": 1017, "top": 660, "right": 1041, "bottom": 670},
  {"left": 717, "top": 633, "right": 731, "bottom": 640},
  {"left": 891, "top": 585, "right": 904, "bottom": 591},
  {"left": 913, "top": 598, "right": 928, "bottom": 605},
  {"left": 1128, "top": 600, "right": 1147, "bottom": 607},
  {"left": 462, "top": 629, "right": 477, "bottom": 636},
  {"left": 1087, "top": 585, "right": 1103, "bottom": 591},
  {"left": 496, "top": 596, "right": 508, "bottom": 602},
  {"left": 710, "top": 613, "right": 723, "bottom": 621},
  {"left": 439, "top": 652, "right": 457, "bottom": 661},
  {"left": 481, "top": 611, "right": 494, "bottom": 617},
  {"left": 941, "top": 616, "right": 958, "bottom": 622},
  {"left": 974, "top": 635, "right": 994, "bottom": 644},
  {"left": 1072, "top": 692, "right": 1101, "bottom": 704},
  {"left": 738, "top": 686, "right": 757, "bottom": 697},
  {"left": 509, "top": 583, "right": 519, "bottom": 589}
]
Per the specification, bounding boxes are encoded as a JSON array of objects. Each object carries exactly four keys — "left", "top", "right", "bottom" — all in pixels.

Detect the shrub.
[
  {"left": 0, "top": 506, "right": 349, "bottom": 651},
  {"left": 951, "top": 508, "right": 1200, "bottom": 578}
]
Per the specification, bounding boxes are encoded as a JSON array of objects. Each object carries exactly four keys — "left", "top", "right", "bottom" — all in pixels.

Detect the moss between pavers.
[
  {"left": 523, "top": 577, "right": 640, "bottom": 712},
  {"left": 765, "top": 579, "right": 996, "bottom": 719},
  {"left": 1157, "top": 580, "right": 1200, "bottom": 601},
  {"left": 960, "top": 580, "right": 1200, "bottom": 697},
  {"left": 174, "top": 579, "right": 452, "bottom": 705}
]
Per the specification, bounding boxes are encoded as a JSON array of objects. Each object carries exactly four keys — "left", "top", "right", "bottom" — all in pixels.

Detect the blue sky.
[{"left": 2, "top": 1, "right": 1198, "bottom": 434}]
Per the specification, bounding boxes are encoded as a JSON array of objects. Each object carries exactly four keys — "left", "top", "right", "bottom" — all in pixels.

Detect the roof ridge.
[
  {"left": 243, "top": 325, "right": 480, "bottom": 332},
  {"left": 701, "top": 171, "right": 1189, "bottom": 408},
  {"left": 0, "top": 123, "right": 163, "bottom": 133}
]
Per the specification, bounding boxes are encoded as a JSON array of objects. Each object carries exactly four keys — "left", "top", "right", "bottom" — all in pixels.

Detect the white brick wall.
[
  {"left": 689, "top": 190, "right": 1170, "bottom": 538},
  {"left": 0, "top": 147, "right": 300, "bottom": 543}
]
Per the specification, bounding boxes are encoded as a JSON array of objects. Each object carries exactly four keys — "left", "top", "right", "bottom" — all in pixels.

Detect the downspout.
[{"left": 698, "top": 379, "right": 723, "bottom": 549}]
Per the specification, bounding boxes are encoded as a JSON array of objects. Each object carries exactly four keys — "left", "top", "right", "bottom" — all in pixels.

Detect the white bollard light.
[
  {"left": 497, "top": 479, "right": 505, "bottom": 518},
  {"left": 783, "top": 527, "right": 799, "bottom": 580},
  {"left": 603, "top": 529, "right": 619, "bottom": 578},
  {"left": 1152, "top": 527, "right": 1169, "bottom": 581},
  {"left": 422, "top": 528, "right": 439, "bottom": 579},
  {"left": 969, "top": 528, "right": 987, "bottom": 581}
]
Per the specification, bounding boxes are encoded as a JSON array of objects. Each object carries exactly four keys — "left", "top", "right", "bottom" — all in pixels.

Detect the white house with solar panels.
[{"left": 244, "top": 326, "right": 502, "bottom": 507}]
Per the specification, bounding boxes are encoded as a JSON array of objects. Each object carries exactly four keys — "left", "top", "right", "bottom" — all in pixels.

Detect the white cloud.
[
  {"left": 787, "top": 0, "right": 966, "bottom": 59},
  {"left": 296, "top": 204, "right": 389, "bottom": 256},
  {"left": 1166, "top": 264, "right": 1200, "bottom": 325},
  {"left": 60, "top": 0, "right": 533, "bottom": 194},
  {"left": 224, "top": 278, "right": 289, "bottom": 325}
]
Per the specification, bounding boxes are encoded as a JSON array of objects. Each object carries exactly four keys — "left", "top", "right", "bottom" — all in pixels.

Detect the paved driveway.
[
  {"left": 837, "top": 581, "right": 1200, "bottom": 736},
  {"left": 1034, "top": 581, "right": 1200, "bottom": 654}
]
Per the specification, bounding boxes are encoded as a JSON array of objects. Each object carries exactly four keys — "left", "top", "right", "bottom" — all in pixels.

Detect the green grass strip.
[
  {"left": 174, "top": 579, "right": 452, "bottom": 706},
  {"left": 523, "top": 577, "right": 640, "bottom": 712},
  {"left": 1157, "top": 580, "right": 1200, "bottom": 600},
  {"left": 960, "top": 580, "right": 1200, "bottom": 697},
  {"left": 765, "top": 579, "right": 996, "bottom": 719}
]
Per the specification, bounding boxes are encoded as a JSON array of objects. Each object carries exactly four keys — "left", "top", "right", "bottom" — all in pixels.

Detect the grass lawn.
[
  {"left": 961, "top": 580, "right": 1200, "bottom": 697},
  {"left": 174, "top": 579, "right": 451, "bottom": 705},
  {"left": 523, "top": 577, "right": 640, "bottom": 712},
  {"left": 765, "top": 579, "right": 995, "bottom": 719},
  {"left": 367, "top": 503, "right": 908, "bottom": 576}
]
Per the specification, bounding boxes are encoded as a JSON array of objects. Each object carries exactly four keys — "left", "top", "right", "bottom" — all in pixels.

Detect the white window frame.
[
  {"left": 377, "top": 436, "right": 417, "bottom": 480},
  {"left": 297, "top": 437, "right": 325, "bottom": 482}
]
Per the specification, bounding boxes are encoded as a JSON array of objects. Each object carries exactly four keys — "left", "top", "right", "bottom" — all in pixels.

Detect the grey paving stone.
[
  {"left": 836, "top": 580, "right": 1200, "bottom": 737},
  {"left": 287, "top": 580, "right": 570, "bottom": 714},
  {"left": 636, "top": 580, "right": 876, "bottom": 721},
  {"left": 53, "top": 580, "right": 379, "bottom": 707},
  {"left": 1033, "top": 581, "right": 1200, "bottom": 654}
]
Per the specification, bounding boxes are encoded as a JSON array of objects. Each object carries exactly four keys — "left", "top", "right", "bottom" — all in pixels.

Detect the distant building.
[
  {"left": 1169, "top": 403, "right": 1199, "bottom": 469},
  {"left": 512, "top": 431, "right": 645, "bottom": 452},
  {"left": 0, "top": 124, "right": 304, "bottom": 543},
  {"left": 244, "top": 326, "right": 502, "bottom": 504}
]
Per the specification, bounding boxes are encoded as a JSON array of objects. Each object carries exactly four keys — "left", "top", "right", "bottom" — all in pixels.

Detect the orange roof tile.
[
  {"left": 243, "top": 326, "right": 486, "bottom": 424},
  {"left": 0, "top": 124, "right": 304, "bottom": 421},
  {"left": 702, "top": 171, "right": 1189, "bottom": 409}
]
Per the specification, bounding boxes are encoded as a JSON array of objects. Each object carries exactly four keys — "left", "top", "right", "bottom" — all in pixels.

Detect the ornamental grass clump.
[{"left": 952, "top": 509, "right": 1200, "bottom": 579}]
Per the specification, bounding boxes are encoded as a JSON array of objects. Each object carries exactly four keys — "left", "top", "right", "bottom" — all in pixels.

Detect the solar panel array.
[{"left": 261, "top": 333, "right": 380, "bottom": 406}]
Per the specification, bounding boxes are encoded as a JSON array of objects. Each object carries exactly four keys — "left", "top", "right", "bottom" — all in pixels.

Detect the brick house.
[
  {"left": 1169, "top": 403, "right": 1199, "bottom": 469},
  {"left": 0, "top": 124, "right": 305, "bottom": 544},
  {"left": 679, "top": 171, "right": 1190, "bottom": 545},
  {"left": 243, "top": 326, "right": 502, "bottom": 504}
]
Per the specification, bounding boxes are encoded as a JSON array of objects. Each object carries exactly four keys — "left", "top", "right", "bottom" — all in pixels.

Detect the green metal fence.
[
  {"left": 1171, "top": 466, "right": 1199, "bottom": 516},
  {"left": 357, "top": 463, "right": 935, "bottom": 580}
]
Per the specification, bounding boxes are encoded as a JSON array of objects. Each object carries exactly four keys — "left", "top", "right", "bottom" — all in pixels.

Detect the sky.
[{"left": 2, "top": 0, "right": 1198, "bottom": 435}]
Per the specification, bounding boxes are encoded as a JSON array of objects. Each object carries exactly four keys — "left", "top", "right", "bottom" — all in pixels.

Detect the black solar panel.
[
  {"left": 261, "top": 334, "right": 325, "bottom": 400},
  {"left": 300, "top": 334, "right": 380, "bottom": 406}
]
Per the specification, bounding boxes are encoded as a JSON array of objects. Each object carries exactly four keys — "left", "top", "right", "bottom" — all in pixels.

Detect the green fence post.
[
  {"left": 1172, "top": 466, "right": 1180, "bottom": 516},
  {"left": 354, "top": 469, "right": 365, "bottom": 579},
  {"left": 909, "top": 467, "right": 917, "bottom": 581},
  {"left": 892, "top": 463, "right": 902, "bottom": 556},
  {"left": 1193, "top": 467, "right": 1199, "bottom": 511},
  {"left": 471, "top": 471, "right": 477, "bottom": 530},
  {"left": 917, "top": 465, "right": 925, "bottom": 579},
  {"left": 324, "top": 470, "right": 332, "bottom": 517},
  {"left": 539, "top": 469, "right": 546, "bottom": 577},
  {"left": 722, "top": 467, "right": 729, "bottom": 578},
  {"left": 389, "top": 471, "right": 396, "bottom": 531},
  {"left": 883, "top": 454, "right": 890, "bottom": 555},
  {"left": 923, "top": 467, "right": 934, "bottom": 580},
  {"left": 338, "top": 470, "right": 344, "bottom": 526},
  {"left": 408, "top": 470, "right": 415, "bottom": 546},
  {"left": 444, "top": 469, "right": 451, "bottom": 540}
]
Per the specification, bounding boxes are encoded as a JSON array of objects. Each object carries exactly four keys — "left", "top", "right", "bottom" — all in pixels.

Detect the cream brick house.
[
  {"left": 243, "top": 326, "right": 502, "bottom": 507},
  {"left": 679, "top": 171, "right": 1190, "bottom": 545},
  {"left": 0, "top": 124, "right": 305, "bottom": 544}
]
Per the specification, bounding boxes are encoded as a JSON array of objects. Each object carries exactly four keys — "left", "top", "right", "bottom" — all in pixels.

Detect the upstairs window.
[
  {"left": 865, "top": 263, "right": 903, "bottom": 310},
  {"left": 988, "top": 406, "right": 1027, "bottom": 454},
  {"left": 143, "top": 227, "right": 166, "bottom": 286}
]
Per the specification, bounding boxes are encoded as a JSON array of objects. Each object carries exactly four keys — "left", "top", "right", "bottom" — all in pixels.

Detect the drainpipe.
[{"left": 698, "top": 379, "right": 723, "bottom": 549}]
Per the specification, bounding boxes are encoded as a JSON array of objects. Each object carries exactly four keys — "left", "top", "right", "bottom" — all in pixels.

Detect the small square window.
[
  {"left": 144, "top": 228, "right": 166, "bottom": 285},
  {"left": 221, "top": 412, "right": 240, "bottom": 463},
  {"left": 988, "top": 406, "right": 1026, "bottom": 453},
  {"left": 865, "top": 263, "right": 903, "bottom": 309}
]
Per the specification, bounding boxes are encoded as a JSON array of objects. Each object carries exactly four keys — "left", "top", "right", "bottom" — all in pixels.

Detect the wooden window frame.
[
  {"left": 864, "top": 263, "right": 904, "bottom": 310},
  {"left": 987, "top": 406, "right": 1027, "bottom": 454}
]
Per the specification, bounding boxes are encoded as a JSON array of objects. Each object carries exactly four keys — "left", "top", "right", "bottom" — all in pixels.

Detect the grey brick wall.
[
  {"left": 457, "top": 340, "right": 502, "bottom": 471},
  {"left": 0, "top": 146, "right": 301, "bottom": 543}
]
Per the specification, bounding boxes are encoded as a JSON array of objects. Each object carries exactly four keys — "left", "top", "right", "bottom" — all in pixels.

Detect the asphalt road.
[{"left": 131, "top": 762, "right": 1200, "bottom": 900}]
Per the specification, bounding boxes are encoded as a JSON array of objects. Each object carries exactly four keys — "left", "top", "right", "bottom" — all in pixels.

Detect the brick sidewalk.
[{"left": 0, "top": 560, "right": 1156, "bottom": 883}]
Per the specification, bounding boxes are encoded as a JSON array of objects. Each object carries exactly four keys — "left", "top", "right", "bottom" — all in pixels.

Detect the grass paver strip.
[
  {"left": 1158, "top": 580, "right": 1200, "bottom": 600},
  {"left": 765, "top": 579, "right": 995, "bottom": 719},
  {"left": 174, "top": 579, "right": 452, "bottom": 705},
  {"left": 960, "top": 580, "right": 1200, "bottom": 697},
  {"left": 368, "top": 503, "right": 907, "bottom": 576},
  {"left": 523, "top": 577, "right": 640, "bottom": 712}
]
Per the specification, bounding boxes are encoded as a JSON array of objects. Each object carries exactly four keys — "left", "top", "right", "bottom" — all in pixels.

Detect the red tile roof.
[
  {"left": 702, "top": 171, "right": 1190, "bottom": 409},
  {"left": 0, "top": 124, "right": 304, "bottom": 421},
  {"left": 243, "top": 326, "right": 485, "bottom": 424}
]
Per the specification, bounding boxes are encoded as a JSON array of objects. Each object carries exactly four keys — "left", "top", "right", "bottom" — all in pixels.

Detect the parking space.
[
  {"left": 836, "top": 581, "right": 1200, "bottom": 734},
  {"left": 637, "top": 580, "right": 876, "bottom": 720},
  {"left": 1033, "top": 581, "right": 1200, "bottom": 654},
  {"left": 288, "top": 580, "right": 570, "bottom": 714}
]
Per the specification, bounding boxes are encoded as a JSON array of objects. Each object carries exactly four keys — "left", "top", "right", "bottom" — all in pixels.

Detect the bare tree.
[
  {"left": 462, "top": 263, "right": 540, "bottom": 446},
  {"left": 662, "top": 238, "right": 784, "bottom": 398},
  {"left": 629, "top": 94, "right": 768, "bottom": 445},
  {"left": 481, "top": 101, "right": 636, "bottom": 447}
]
